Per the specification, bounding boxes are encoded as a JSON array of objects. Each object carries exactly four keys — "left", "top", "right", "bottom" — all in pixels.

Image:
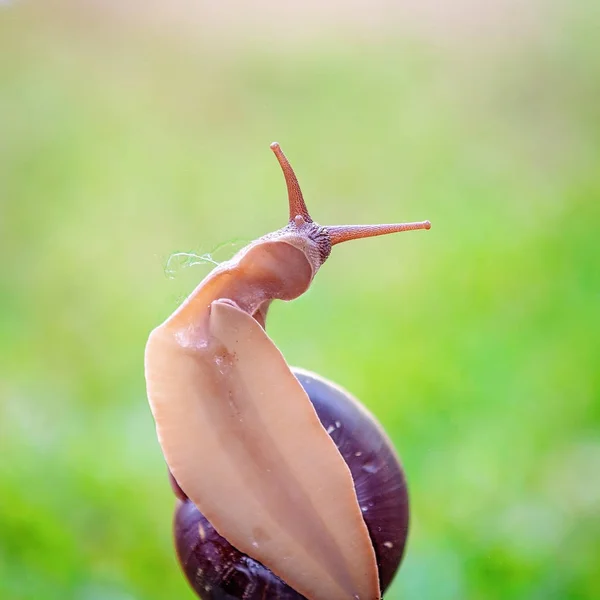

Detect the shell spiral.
[{"left": 172, "top": 369, "right": 409, "bottom": 599}]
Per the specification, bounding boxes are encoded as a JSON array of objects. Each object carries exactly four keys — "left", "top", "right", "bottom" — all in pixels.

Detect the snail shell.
[{"left": 174, "top": 368, "right": 409, "bottom": 599}]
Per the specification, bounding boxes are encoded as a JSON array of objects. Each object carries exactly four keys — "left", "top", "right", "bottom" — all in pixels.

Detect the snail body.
[{"left": 144, "top": 143, "right": 430, "bottom": 600}]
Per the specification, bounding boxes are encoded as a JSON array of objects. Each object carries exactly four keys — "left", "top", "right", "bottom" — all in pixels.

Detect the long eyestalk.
[
  {"left": 270, "top": 142, "right": 312, "bottom": 223},
  {"left": 327, "top": 221, "right": 431, "bottom": 245},
  {"left": 270, "top": 142, "right": 431, "bottom": 243}
]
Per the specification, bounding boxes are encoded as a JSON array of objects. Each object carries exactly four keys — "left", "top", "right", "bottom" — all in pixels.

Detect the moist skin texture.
[{"left": 145, "top": 238, "right": 380, "bottom": 600}]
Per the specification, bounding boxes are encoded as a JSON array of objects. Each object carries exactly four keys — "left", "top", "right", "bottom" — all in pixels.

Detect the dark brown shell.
[{"left": 173, "top": 369, "right": 409, "bottom": 599}]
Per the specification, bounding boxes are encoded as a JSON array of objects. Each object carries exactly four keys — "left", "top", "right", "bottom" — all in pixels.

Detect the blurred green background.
[{"left": 1, "top": 1, "right": 599, "bottom": 599}]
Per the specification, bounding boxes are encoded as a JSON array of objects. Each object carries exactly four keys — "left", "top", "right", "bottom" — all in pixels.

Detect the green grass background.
[{"left": 1, "top": 2, "right": 599, "bottom": 599}]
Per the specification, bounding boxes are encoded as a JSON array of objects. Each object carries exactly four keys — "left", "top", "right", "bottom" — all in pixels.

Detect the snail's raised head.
[{"left": 269, "top": 142, "right": 430, "bottom": 270}]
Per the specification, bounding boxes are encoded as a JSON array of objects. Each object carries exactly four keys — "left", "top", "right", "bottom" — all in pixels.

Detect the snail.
[{"left": 144, "top": 143, "right": 431, "bottom": 600}]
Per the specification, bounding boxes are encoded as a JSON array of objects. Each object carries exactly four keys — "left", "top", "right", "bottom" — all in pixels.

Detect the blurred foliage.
[{"left": 1, "top": 2, "right": 599, "bottom": 599}]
